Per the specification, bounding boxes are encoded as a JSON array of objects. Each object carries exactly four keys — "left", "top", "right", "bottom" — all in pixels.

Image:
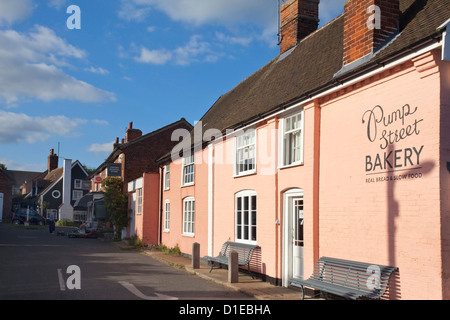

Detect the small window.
[
  {"left": 182, "top": 154, "right": 195, "bottom": 186},
  {"left": 164, "top": 165, "right": 170, "bottom": 190},
  {"left": 183, "top": 197, "right": 195, "bottom": 236},
  {"left": 136, "top": 188, "right": 142, "bottom": 215},
  {"left": 235, "top": 129, "right": 256, "bottom": 176},
  {"left": 72, "top": 190, "right": 83, "bottom": 201},
  {"left": 164, "top": 200, "right": 170, "bottom": 232},
  {"left": 235, "top": 191, "right": 257, "bottom": 244},
  {"left": 282, "top": 111, "right": 304, "bottom": 166},
  {"left": 74, "top": 179, "right": 82, "bottom": 189}
]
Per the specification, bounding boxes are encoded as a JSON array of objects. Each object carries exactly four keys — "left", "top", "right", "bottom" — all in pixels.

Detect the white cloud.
[
  {"left": 0, "top": 158, "right": 45, "bottom": 172},
  {"left": 87, "top": 142, "right": 114, "bottom": 154},
  {"left": 92, "top": 119, "right": 109, "bottom": 125},
  {"left": 0, "top": 110, "right": 87, "bottom": 144},
  {"left": 85, "top": 66, "right": 110, "bottom": 75},
  {"left": 215, "top": 32, "right": 252, "bottom": 46},
  {"left": 47, "top": 0, "right": 67, "bottom": 10},
  {"left": 135, "top": 48, "right": 173, "bottom": 65},
  {"left": 0, "top": 0, "right": 34, "bottom": 26},
  {"left": 0, "top": 25, "right": 116, "bottom": 104},
  {"left": 135, "top": 35, "right": 220, "bottom": 66}
]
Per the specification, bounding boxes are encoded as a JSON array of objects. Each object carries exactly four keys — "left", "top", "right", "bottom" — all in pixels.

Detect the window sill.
[
  {"left": 278, "top": 162, "right": 304, "bottom": 170},
  {"left": 233, "top": 170, "right": 257, "bottom": 179},
  {"left": 182, "top": 233, "right": 195, "bottom": 238},
  {"left": 181, "top": 183, "right": 195, "bottom": 188}
]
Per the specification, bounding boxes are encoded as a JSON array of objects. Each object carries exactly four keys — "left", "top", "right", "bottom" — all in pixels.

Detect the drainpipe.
[{"left": 159, "top": 166, "right": 164, "bottom": 245}]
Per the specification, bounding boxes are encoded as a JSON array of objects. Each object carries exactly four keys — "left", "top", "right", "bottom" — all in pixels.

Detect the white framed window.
[
  {"left": 235, "top": 129, "right": 256, "bottom": 176},
  {"left": 281, "top": 111, "right": 304, "bottom": 167},
  {"left": 74, "top": 179, "right": 82, "bottom": 189},
  {"left": 183, "top": 197, "right": 195, "bottom": 236},
  {"left": 137, "top": 188, "right": 142, "bottom": 215},
  {"left": 182, "top": 154, "right": 195, "bottom": 186},
  {"left": 164, "top": 164, "right": 170, "bottom": 190},
  {"left": 235, "top": 191, "right": 257, "bottom": 244},
  {"left": 72, "top": 190, "right": 83, "bottom": 201},
  {"left": 164, "top": 200, "right": 170, "bottom": 232}
]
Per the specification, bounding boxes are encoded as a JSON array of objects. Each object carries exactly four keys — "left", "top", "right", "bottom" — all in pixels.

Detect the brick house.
[
  {"left": 156, "top": 0, "right": 450, "bottom": 299},
  {"left": 88, "top": 119, "right": 192, "bottom": 240}
]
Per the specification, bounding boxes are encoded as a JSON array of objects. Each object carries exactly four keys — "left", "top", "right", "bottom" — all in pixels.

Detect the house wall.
[
  {"left": 438, "top": 52, "right": 450, "bottom": 298},
  {"left": 318, "top": 50, "right": 444, "bottom": 299},
  {"left": 161, "top": 148, "right": 210, "bottom": 256}
]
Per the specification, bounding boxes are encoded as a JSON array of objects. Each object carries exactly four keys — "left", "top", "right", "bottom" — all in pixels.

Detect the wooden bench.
[
  {"left": 289, "top": 257, "right": 398, "bottom": 300},
  {"left": 204, "top": 241, "right": 258, "bottom": 278}
]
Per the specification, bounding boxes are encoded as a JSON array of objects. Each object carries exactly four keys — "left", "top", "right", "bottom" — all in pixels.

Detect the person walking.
[{"left": 49, "top": 211, "right": 56, "bottom": 234}]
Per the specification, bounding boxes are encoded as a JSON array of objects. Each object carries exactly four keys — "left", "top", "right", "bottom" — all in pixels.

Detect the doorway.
[{"left": 282, "top": 189, "right": 304, "bottom": 287}]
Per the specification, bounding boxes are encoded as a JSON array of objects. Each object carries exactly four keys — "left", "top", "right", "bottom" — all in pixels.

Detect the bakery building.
[{"left": 152, "top": 0, "right": 450, "bottom": 299}]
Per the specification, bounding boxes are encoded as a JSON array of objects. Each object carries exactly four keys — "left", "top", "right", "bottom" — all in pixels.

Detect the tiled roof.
[{"left": 196, "top": 0, "right": 449, "bottom": 137}]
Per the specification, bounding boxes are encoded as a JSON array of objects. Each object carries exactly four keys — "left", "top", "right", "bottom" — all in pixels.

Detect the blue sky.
[{"left": 0, "top": 0, "right": 345, "bottom": 172}]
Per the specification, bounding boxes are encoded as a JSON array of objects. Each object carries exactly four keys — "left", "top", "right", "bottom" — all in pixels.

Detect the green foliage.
[
  {"left": 156, "top": 244, "right": 181, "bottom": 256},
  {"left": 102, "top": 177, "right": 130, "bottom": 239},
  {"left": 55, "top": 219, "right": 77, "bottom": 227}
]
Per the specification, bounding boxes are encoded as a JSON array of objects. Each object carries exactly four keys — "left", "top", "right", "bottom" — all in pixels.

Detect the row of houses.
[
  {"left": 1, "top": 0, "right": 449, "bottom": 300},
  {"left": 120, "top": 0, "right": 450, "bottom": 299}
]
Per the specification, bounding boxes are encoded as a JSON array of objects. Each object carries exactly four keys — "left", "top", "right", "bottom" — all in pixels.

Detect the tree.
[
  {"left": 0, "top": 163, "right": 6, "bottom": 170},
  {"left": 102, "top": 177, "right": 130, "bottom": 239}
]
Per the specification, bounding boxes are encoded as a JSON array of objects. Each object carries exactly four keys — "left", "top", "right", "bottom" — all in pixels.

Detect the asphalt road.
[{"left": 0, "top": 223, "right": 253, "bottom": 301}]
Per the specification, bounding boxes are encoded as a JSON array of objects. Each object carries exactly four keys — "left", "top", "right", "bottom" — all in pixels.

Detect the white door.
[
  {"left": 292, "top": 197, "right": 304, "bottom": 279},
  {"left": 282, "top": 189, "right": 304, "bottom": 287},
  {"left": 0, "top": 193, "right": 3, "bottom": 223}
]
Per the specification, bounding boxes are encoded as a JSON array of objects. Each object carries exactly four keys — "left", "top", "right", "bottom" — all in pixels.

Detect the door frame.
[{"left": 282, "top": 188, "right": 304, "bottom": 287}]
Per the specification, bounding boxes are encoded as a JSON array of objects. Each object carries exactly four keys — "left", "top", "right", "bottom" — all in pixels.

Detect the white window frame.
[
  {"left": 280, "top": 110, "right": 304, "bottom": 167},
  {"left": 164, "top": 200, "right": 170, "bottom": 232},
  {"left": 234, "top": 129, "right": 257, "bottom": 176},
  {"left": 235, "top": 190, "right": 257, "bottom": 245},
  {"left": 136, "top": 188, "right": 142, "bottom": 215},
  {"left": 72, "top": 190, "right": 83, "bottom": 201},
  {"left": 164, "top": 164, "right": 170, "bottom": 190},
  {"left": 182, "top": 197, "right": 195, "bottom": 236},
  {"left": 74, "top": 179, "right": 82, "bottom": 189},
  {"left": 182, "top": 154, "right": 195, "bottom": 186}
]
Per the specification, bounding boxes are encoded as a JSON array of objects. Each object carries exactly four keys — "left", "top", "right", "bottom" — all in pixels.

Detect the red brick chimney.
[
  {"left": 125, "top": 122, "right": 142, "bottom": 143},
  {"left": 47, "top": 149, "right": 59, "bottom": 172},
  {"left": 343, "top": 0, "right": 400, "bottom": 66},
  {"left": 279, "top": 0, "right": 320, "bottom": 55}
]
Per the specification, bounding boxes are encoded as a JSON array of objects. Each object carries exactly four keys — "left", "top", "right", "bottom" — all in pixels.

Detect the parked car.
[{"left": 12, "top": 208, "right": 46, "bottom": 226}]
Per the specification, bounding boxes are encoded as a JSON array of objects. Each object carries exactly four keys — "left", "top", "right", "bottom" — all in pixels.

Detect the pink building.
[{"left": 137, "top": 0, "right": 450, "bottom": 299}]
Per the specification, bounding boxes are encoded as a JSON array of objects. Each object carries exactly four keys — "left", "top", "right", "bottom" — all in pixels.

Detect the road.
[{"left": 0, "top": 223, "right": 253, "bottom": 301}]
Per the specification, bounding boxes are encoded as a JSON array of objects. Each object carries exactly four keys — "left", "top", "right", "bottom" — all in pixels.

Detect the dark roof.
[
  {"left": 194, "top": 0, "right": 449, "bottom": 138},
  {"left": 91, "top": 118, "right": 193, "bottom": 177}
]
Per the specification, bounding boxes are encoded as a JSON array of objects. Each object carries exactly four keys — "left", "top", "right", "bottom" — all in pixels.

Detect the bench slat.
[{"left": 290, "top": 257, "right": 397, "bottom": 300}]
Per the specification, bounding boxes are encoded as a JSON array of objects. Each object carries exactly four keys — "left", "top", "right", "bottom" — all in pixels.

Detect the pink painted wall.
[
  {"left": 318, "top": 50, "right": 445, "bottom": 299},
  {"left": 157, "top": 49, "right": 449, "bottom": 299},
  {"left": 161, "top": 148, "right": 210, "bottom": 257}
]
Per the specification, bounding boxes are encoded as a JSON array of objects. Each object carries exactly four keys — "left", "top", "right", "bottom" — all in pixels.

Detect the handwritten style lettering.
[{"left": 362, "top": 104, "right": 423, "bottom": 150}]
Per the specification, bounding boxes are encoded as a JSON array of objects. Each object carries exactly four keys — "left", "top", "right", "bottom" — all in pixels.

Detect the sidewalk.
[{"left": 140, "top": 248, "right": 315, "bottom": 300}]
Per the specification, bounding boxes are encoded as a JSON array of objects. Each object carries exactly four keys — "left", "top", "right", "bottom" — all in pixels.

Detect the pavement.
[{"left": 136, "top": 247, "right": 320, "bottom": 300}]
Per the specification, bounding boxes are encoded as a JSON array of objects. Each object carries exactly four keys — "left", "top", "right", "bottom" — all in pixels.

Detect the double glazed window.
[
  {"left": 137, "top": 188, "right": 142, "bottom": 215},
  {"left": 183, "top": 197, "right": 195, "bottom": 236},
  {"left": 164, "top": 200, "right": 170, "bottom": 232},
  {"left": 235, "top": 129, "right": 256, "bottom": 176},
  {"left": 164, "top": 165, "right": 170, "bottom": 190},
  {"left": 182, "top": 154, "right": 195, "bottom": 186},
  {"left": 235, "top": 191, "right": 257, "bottom": 244},
  {"left": 282, "top": 112, "right": 303, "bottom": 166}
]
